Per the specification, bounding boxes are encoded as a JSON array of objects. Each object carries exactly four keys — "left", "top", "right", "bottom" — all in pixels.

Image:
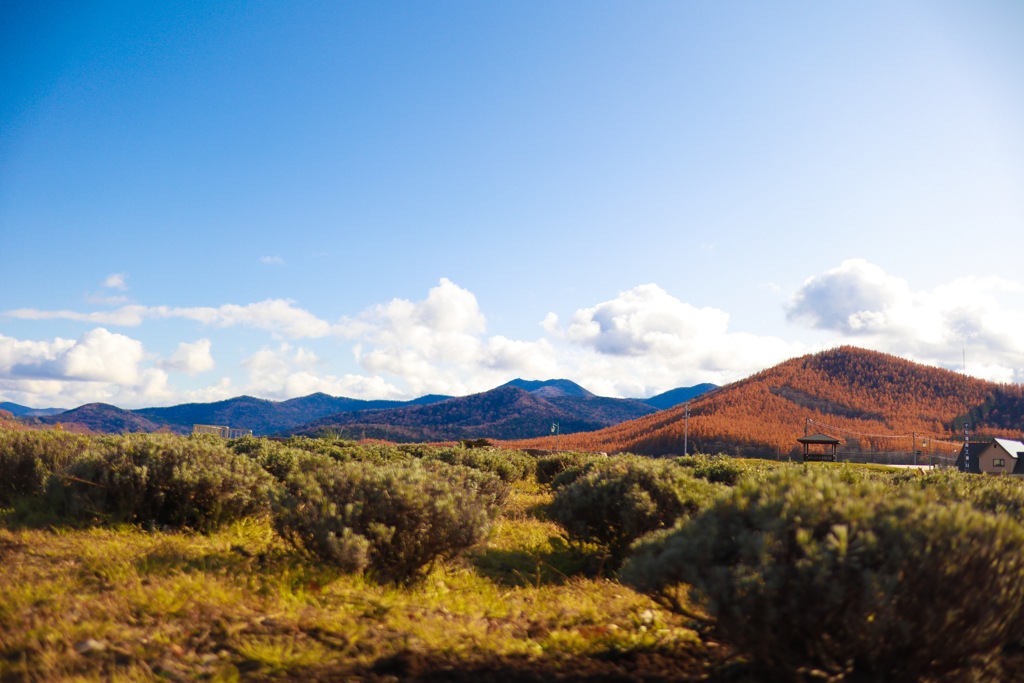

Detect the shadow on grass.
[{"left": 469, "top": 535, "right": 607, "bottom": 587}]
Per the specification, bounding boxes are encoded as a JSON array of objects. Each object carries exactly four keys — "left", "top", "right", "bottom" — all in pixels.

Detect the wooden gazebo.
[{"left": 797, "top": 433, "right": 842, "bottom": 462}]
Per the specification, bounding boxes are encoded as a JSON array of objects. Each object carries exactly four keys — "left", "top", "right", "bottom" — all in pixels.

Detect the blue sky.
[{"left": 2, "top": 1, "right": 1024, "bottom": 409}]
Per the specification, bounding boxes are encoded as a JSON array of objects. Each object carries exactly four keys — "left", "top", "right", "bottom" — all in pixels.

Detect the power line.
[{"left": 806, "top": 418, "right": 961, "bottom": 447}]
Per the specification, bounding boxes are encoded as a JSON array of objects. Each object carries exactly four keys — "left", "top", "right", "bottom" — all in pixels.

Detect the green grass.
[{"left": 0, "top": 484, "right": 709, "bottom": 681}]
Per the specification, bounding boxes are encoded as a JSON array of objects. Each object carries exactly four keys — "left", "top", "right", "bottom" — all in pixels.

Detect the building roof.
[
  {"left": 797, "top": 433, "right": 842, "bottom": 445},
  {"left": 992, "top": 438, "right": 1024, "bottom": 456}
]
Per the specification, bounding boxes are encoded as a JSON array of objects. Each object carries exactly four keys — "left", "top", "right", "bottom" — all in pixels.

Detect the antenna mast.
[
  {"left": 963, "top": 348, "right": 971, "bottom": 472},
  {"left": 683, "top": 402, "right": 689, "bottom": 456}
]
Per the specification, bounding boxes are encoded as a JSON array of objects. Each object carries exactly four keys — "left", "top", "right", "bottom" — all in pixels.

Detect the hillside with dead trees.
[{"left": 511, "top": 346, "right": 1023, "bottom": 457}]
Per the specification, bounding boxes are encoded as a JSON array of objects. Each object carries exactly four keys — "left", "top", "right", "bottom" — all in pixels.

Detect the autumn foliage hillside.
[{"left": 512, "top": 346, "right": 1023, "bottom": 457}]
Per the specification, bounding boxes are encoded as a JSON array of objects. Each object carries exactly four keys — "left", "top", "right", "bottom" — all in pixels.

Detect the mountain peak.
[{"left": 501, "top": 378, "right": 595, "bottom": 398}]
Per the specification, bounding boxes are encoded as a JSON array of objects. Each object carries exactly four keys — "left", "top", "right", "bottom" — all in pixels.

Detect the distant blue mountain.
[
  {"left": 0, "top": 402, "right": 67, "bottom": 417},
  {"left": 501, "top": 378, "right": 717, "bottom": 409},
  {"left": 501, "top": 378, "right": 595, "bottom": 398},
  {"left": 9, "top": 379, "right": 715, "bottom": 438},
  {"left": 641, "top": 384, "right": 718, "bottom": 410},
  {"left": 132, "top": 392, "right": 451, "bottom": 436}
]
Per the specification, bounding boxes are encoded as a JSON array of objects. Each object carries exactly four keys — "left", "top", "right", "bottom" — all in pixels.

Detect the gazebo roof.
[{"left": 797, "top": 433, "right": 842, "bottom": 445}]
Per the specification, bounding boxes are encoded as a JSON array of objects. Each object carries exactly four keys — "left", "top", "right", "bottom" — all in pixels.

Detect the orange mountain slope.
[{"left": 510, "top": 346, "right": 1021, "bottom": 457}]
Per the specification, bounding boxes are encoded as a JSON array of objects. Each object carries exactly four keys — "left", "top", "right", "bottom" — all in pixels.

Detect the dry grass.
[{"left": 0, "top": 484, "right": 714, "bottom": 682}]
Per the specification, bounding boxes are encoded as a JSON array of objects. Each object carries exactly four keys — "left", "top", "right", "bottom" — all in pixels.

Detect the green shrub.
[
  {"left": 548, "top": 458, "right": 719, "bottom": 566},
  {"left": 272, "top": 457, "right": 505, "bottom": 582},
  {"left": 0, "top": 430, "right": 94, "bottom": 505},
  {"left": 621, "top": 467, "right": 1024, "bottom": 682},
  {"left": 39, "top": 434, "right": 273, "bottom": 531}
]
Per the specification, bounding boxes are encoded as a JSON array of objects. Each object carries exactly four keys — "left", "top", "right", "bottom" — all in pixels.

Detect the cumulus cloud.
[
  {"left": 788, "top": 259, "right": 910, "bottom": 334},
  {"left": 545, "top": 284, "right": 802, "bottom": 396},
  {"left": 788, "top": 259, "right": 1024, "bottom": 381},
  {"left": 6, "top": 299, "right": 332, "bottom": 339},
  {"left": 0, "top": 329, "right": 173, "bottom": 408},
  {"left": 559, "top": 283, "right": 730, "bottom": 355},
  {"left": 338, "top": 278, "right": 555, "bottom": 396},
  {"left": 0, "top": 328, "right": 145, "bottom": 384},
  {"left": 334, "top": 280, "right": 800, "bottom": 399},
  {"left": 159, "top": 339, "right": 215, "bottom": 375}
]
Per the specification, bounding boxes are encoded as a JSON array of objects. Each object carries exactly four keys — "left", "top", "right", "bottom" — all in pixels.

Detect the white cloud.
[
  {"left": 337, "top": 278, "right": 554, "bottom": 396},
  {"left": 0, "top": 328, "right": 144, "bottom": 384},
  {"left": 0, "top": 329, "right": 172, "bottom": 408},
  {"left": 6, "top": 299, "right": 332, "bottom": 339},
  {"left": 560, "top": 283, "right": 730, "bottom": 356},
  {"left": 546, "top": 284, "right": 802, "bottom": 396},
  {"left": 260, "top": 256, "right": 285, "bottom": 265},
  {"left": 57, "top": 328, "right": 145, "bottom": 384},
  {"left": 167, "top": 301, "right": 332, "bottom": 338},
  {"left": 787, "top": 259, "right": 909, "bottom": 334},
  {"left": 160, "top": 339, "right": 215, "bottom": 375},
  {"left": 103, "top": 273, "right": 128, "bottom": 290},
  {"left": 240, "top": 343, "right": 405, "bottom": 400},
  {"left": 6, "top": 305, "right": 152, "bottom": 326},
  {"left": 788, "top": 259, "right": 1024, "bottom": 381},
  {"left": 336, "top": 279, "right": 799, "bottom": 399}
]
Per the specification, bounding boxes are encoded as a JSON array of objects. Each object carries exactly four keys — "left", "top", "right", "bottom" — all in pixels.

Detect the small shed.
[{"left": 797, "top": 433, "right": 841, "bottom": 462}]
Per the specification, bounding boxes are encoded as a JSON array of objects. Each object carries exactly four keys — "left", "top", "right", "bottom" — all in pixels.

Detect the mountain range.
[
  {"left": 14, "top": 346, "right": 1021, "bottom": 456},
  {"left": 14, "top": 379, "right": 714, "bottom": 440}
]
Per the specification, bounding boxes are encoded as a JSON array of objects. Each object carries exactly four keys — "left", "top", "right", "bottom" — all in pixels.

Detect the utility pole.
[{"left": 551, "top": 422, "right": 560, "bottom": 452}]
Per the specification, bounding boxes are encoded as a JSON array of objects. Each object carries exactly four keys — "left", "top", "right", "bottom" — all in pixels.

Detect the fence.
[{"left": 834, "top": 450, "right": 957, "bottom": 468}]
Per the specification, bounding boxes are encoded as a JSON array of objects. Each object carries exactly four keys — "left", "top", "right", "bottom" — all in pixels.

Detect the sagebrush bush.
[
  {"left": 418, "top": 446, "right": 536, "bottom": 483},
  {"left": 291, "top": 437, "right": 412, "bottom": 465},
  {"left": 272, "top": 456, "right": 506, "bottom": 582},
  {"left": 621, "top": 466, "right": 1024, "bottom": 682},
  {"left": 670, "top": 453, "right": 745, "bottom": 485},
  {"left": 548, "top": 458, "right": 719, "bottom": 566},
  {"left": 39, "top": 434, "right": 273, "bottom": 530},
  {"left": 535, "top": 451, "right": 609, "bottom": 485},
  {"left": 910, "top": 468, "right": 1024, "bottom": 523},
  {"left": 0, "top": 430, "right": 95, "bottom": 506},
  {"left": 230, "top": 436, "right": 307, "bottom": 481}
]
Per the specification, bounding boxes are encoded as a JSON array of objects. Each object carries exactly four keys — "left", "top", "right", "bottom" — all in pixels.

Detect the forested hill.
[
  {"left": 511, "top": 346, "right": 1021, "bottom": 457},
  {"left": 17, "top": 380, "right": 710, "bottom": 437},
  {"left": 290, "top": 385, "right": 658, "bottom": 442},
  {"left": 130, "top": 393, "right": 438, "bottom": 435}
]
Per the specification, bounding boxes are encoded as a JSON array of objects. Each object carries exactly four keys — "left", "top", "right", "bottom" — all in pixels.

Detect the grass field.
[{"left": 0, "top": 481, "right": 724, "bottom": 682}]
